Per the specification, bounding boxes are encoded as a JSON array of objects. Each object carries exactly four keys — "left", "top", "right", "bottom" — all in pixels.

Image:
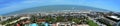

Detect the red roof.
[{"left": 16, "top": 23, "right": 20, "bottom": 26}]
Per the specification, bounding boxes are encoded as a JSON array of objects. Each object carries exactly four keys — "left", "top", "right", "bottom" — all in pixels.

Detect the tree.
[
  {"left": 56, "top": 16, "right": 64, "bottom": 22},
  {"left": 45, "top": 17, "right": 56, "bottom": 23},
  {"left": 72, "top": 18, "right": 81, "bottom": 24},
  {"left": 31, "top": 15, "right": 38, "bottom": 22}
]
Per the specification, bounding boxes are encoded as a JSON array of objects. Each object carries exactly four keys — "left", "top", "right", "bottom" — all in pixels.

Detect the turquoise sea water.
[
  {"left": 27, "top": 23, "right": 49, "bottom": 26},
  {"left": 42, "top": 22, "right": 49, "bottom": 26},
  {"left": 30, "top": 23, "right": 38, "bottom": 26}
]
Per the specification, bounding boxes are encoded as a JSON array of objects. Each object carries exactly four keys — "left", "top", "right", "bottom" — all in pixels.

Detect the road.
[
  {"left": 2, "top": 17, "right": 30, "bottom": 26},
  {"left": 84, "top": 15, "right": 106, "bottom": 26}
]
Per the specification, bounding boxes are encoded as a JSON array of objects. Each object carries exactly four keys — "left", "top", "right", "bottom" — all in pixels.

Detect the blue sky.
[{"left": 0, "top": 0, "right": 120, "bottom": 15}]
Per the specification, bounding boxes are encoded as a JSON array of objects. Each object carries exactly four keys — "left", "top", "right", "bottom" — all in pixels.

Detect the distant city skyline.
[{"left": 0, "top": 0, "right": 120, "bottom": 15}]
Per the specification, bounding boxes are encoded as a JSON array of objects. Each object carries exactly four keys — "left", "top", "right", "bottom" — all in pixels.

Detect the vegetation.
[
  {"left": 45, "top": 17, "right": 56, "bottom": 23},
  {"left": 97, "top": 19, "right": 112, "bottom": 26},
  {"left": 0, "top": 14, "right": 100, "bottom": 26},
  {"left": 87, "top": 20, "right": 99, "bottom": 26},
  {"left": 0, "top": 17, "right": 20, "bottom": 25},
  {"left": 31, "top": 15, "right": 38, "bottom": 22},
  {"left": 72, "top": 18, "right": 81, "bottom": 24},
  {"left": 56, "top": 16, "right": 65, "bottom": 22}
]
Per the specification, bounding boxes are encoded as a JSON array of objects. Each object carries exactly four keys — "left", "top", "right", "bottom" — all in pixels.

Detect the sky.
[{"left": 0, "top": 0, "right": 120, "bottom": 15}]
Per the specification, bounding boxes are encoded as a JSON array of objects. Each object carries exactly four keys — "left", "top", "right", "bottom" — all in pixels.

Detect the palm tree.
[
  {"left": 45, "top": 17, "right": 56, "bottom": 23},
  {"left": 56, "top": 16, "right": 64, "bottom": 22},
  {"left": 72, "top": 18, "right": 81, "bottom": 24},
  {"left": 30, "top": 15, "right": 38, "bottom": 22}
]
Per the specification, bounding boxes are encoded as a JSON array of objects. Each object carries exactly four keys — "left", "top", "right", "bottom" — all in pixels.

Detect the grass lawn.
[{"left": 87, "top": 20, "right": 99, "bottom": 26}]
